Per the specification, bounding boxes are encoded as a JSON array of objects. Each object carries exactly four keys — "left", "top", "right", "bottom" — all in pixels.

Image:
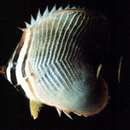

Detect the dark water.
[{"left": 0, "top": 0, "right": 130, "bottom": 130}]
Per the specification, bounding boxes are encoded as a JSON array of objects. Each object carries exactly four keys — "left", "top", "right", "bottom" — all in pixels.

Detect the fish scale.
[{"left": 3, "top": 5, "right": 108, "bottom": 119}]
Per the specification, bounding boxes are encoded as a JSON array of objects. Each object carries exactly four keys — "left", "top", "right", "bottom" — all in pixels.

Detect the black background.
[{"left": 0, "top": 0, "right": 130, "bottom": 130}]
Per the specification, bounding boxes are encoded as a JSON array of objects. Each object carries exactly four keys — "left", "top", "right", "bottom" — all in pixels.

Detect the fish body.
[{"left": 5, "top": 6, "right": 108, "bottom": 119}]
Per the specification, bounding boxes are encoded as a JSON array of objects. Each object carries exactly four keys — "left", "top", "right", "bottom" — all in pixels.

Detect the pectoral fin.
[
  {"left": 96, "top": 64, "right": 102, "bottom": 79},
  {"left": 118, "top": 56, "right": 123, "bottom": 82},
  {"left": 29, "top": 100, "right": 42, "bottom": 119}
]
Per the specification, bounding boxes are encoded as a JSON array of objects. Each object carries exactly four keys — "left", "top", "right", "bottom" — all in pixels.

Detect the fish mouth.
[{"left": 0, "top": 65, "right": 6, "bottom": 77}]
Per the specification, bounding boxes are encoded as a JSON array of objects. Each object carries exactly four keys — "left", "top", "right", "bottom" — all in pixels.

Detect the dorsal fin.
[
  {"left": 65, "top": 5, "right": 70, "bottom": 9},
  {"left": 43, "top": 6, "right": 49, "bottom": 17},
  {"left": 24, "top": 5, "right": 85, "bottom": 29},
  {"left": 24, "top": 22, "right": 30, "bottom": 28},
  {"left": 36, "top": 9, "right": 41, "bottom": 21},
  {"left": 31, "top": 15, "right": 35, "bottom": 25},
  {"left": 58, "top": 7, "right": 63, "bottom": 11},
  {"left": 50, "top": 5, "right": 56, "bottom": 14}
]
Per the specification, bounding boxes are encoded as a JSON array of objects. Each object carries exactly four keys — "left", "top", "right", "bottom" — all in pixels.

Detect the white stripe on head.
[
  {"left": 15, "top": 29, "right": 37, "bottom": 101},
  {"left": 6, "top": 62, "right": 13, "bottom": 84}
]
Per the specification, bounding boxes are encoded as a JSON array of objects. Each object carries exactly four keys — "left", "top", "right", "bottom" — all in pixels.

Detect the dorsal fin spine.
[
  {"left": 36, "top": 9, "right": 41, "bottom": 21},
  {"left": 43, "top": 6, "right": 49, "bottom": 17},
  {"left": 31, "top": 15, "right": 35, "bottom": 25},
  {"left": 50, "top": 5, "right": 56, "bottom": 14},
  {"left": 24, "top": 22, "right": 30, "bottom": 28}
]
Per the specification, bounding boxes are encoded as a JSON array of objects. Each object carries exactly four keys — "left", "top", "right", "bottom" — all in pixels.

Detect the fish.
[{"left": 0, "top": 5, "right": 109, "bottom": 119}]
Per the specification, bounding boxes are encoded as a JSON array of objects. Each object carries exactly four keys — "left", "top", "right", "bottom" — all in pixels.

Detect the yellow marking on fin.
[
  {"left": 96, "top": 64, "right": 102, "bottom": 79},
  {"left": 29, "top": 100, "right": 42, "bottom": 120},
  {"left": 118, "top": 56, "right": 123, "bottom": 82}
]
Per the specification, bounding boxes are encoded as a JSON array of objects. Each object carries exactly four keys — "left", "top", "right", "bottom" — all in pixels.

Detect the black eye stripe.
[
  {"left": 9, "top": 39, "right": 24, "bottom": 85},
  {"left": 7, "top": 33, "right": 27, "bottom": 96},
  {"left": 9, "top": 64, "right": 26, "bottom": 96},
  {"left": 10, "top": 65, "right": 17, "bottom": 85}
]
